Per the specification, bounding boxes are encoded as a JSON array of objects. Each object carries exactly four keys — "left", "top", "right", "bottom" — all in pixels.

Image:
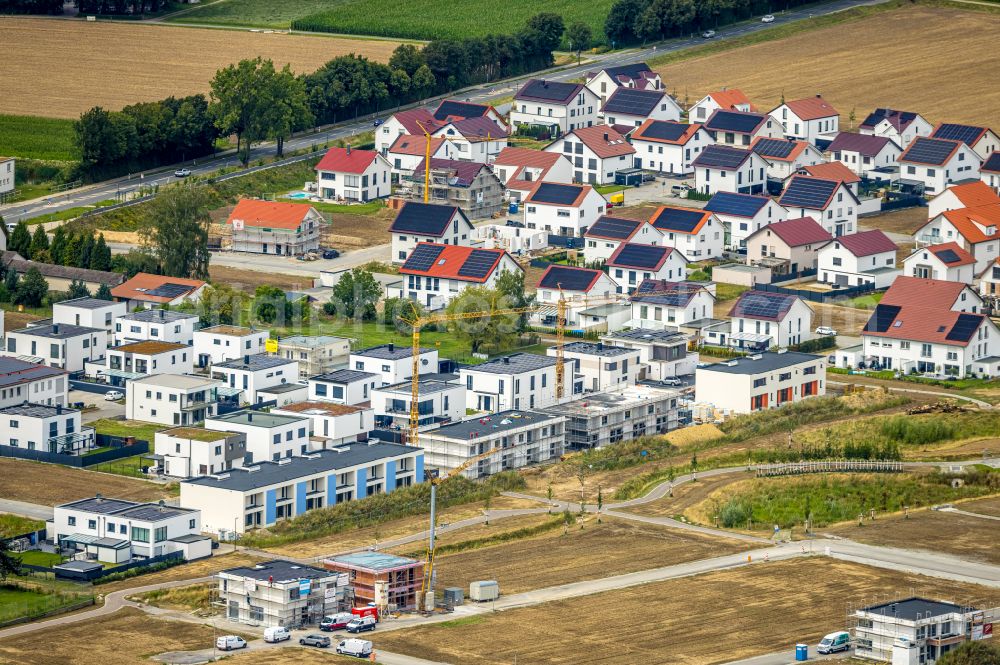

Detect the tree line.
[
  {"left": 0, "top": 0, "right": 61, "bottom": 13},
  {"left": 75, "top": 0, "right": 168, "bottom": 13},
  {"left": 8, "top": 222, "right": 113, "bottom": 272}
]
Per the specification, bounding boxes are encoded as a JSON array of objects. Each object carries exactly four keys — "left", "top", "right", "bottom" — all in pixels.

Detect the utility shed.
[{"left": 324, "top": 551, "right": 423, "bottom": 611}]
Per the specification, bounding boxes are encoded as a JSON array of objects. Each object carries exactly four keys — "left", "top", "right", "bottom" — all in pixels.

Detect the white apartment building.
[
  {"left": 105, "top": 341, "right": 193, "bottom": 385},
  {"left": 315, "top": 146, "right": 392, "bottom": 202},
  {"left": 126, "top": 374, "right": 221, "bottom": 427},
  {"left": 308, "top": 369, "right": 379, "bottom": 406},
  {"left": 601, "top": 328, "right": 696, "bottom": 380},
  {"left": 350, "top": 344, "right": 438, "bottom": 387},
  {"left": 370, "top": 380, "right": 465, "bottom": 431},
  {"left": 53, "top": 297, "right": 126, "bottom": 342},
  {"left": 193, "top": 325, "right": 269, "bottom": 368},
  {"left": 459, "top": 353, "right": 560, "bottom": 413},
  {"left": 5, "top": 324, "right": 105, "bottom": 373},
  {"left": 510, "top": 79, "right": 600, "bottom": 135},
  {"left": 273, "top": 401, "right": 374, "bottom": 448},
  {"left": 154, "top": 427, "right": 247, "bottom": 478},
  {"left": 113, "top": 309, "right": 198, "bottom": 346},
  {"left": 695, "top": 351, "right": 825, "bottom": 413},
  {"left": 541, "top": 384, "right": 679, "bottom": 450},
  {"left": 216, "top": 560, "right": 339, "bottom": 628},
  {"left": 548, "top": 341, "right": 640, "bottom": 393},
  {"left": 204, "top": 410, "right": 310, "bottom": 463},
  {"left": 211, "top": 355, "right": 300, "bottom": 406},
  {"left": 275, "top": 335, "right": 350, "bottom": 378},
  {"left": 0, "top": 402, "right": 94, "bottom": 454}
]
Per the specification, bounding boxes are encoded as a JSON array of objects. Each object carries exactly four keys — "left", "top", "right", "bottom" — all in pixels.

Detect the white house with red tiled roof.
[
  {"left": 816, "top": 229, "right": 899, "bottom": 288},
  {"left": 859, "top": 108, "right": 932, "bottom": 149},
  {"left": 535, "top": 265, "right": 618, "bottom": 327},
  {"left": 376, "top": 108, "right": 440, "bottom": 155},
  {"left": 930, "top": 123, "right": 1000, "bottom": 160},
  {"left": 544, "top": 125, "right": 635, "bottom": 185},
  {"left": 744, "top": 217, "right": 833, "bottom": 276},
  {"left": 606, "top": 244, "right": 687, "bottom": 293},
  {"left": 750, "top": 137, "right": 824, "bottom": 182},
  {"left": 927, "top": 181, "right": 1000, "bottom": 219},
  {"left": 800, "top": 161, "right": 862, "bottom": 197},
  {"left": 386, "top": 135, "right": 455, "bottom": 176},
  {"left": 523, "top": 182, "right": 606, "bottom": 237},
  {"left": 903, "top": 242, "right": 976, "bottom": 285},
  {"left": 226, "top": 199, "right": 322, "bottom": 256},
  {"left": 315, "top": 146, "right": 392, "bottom": 202},
  {"left": 976, "top": 257, "right": 1000, "bottom": 300},
  {"left": 630, "top": 120, "right": 712, "bottom": 175},
  {"left": 431, "top": 117, "right": 508, "bottom": 164},
  {"left": 898, "top": 137, "right": 981, "bottom": 196},
  {"left": 583, "top": 215, "right": 663, "bottom": 264},
  {"left": 981, "top": 153, "right": 1000, "bottom": 194},
  {"left": 398, "top": 243, "right": 521, "bottom": 310},
  {"left": 915, "top": 204, "right": 1000, "bottom": 273},
  {"left": 648, "top": 205, "right": 724, "bottom": 260},
  {"left": 727, "top": 290, "right": 813, "bottom": 350},
  {"left": 770, "top": 95, "right": 839, "bottom": 145},
  {"left": 688, "top": 89, "right": 756, "bottom": 123},
  {"left": 111, "top": 273, "right": 207, "bottom": 311},
  {"left": 827, "top": 132, "right": 902, "bottom": 178},
  {"left": 492, "top": 148, "right": 573, "bottom": 202}
]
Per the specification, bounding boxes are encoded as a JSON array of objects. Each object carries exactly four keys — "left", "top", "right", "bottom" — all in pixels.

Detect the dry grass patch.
[
  {"left": 0, "top": 18, "right": 399, "bottom": 119},
  {"left": 962, "top": 495, "right": 1000, "bottom": 517},
  {"left": 97, "top": 552, "right": 260, "bottom": 594},
  {"left": 665, "top": 423, "right": 725, "bottom": 449},
  {"left": 208, "top": 265, "right": 314, "bottom": 292},
  {"left": 0, "top": 458, "right": 170, "bottom": 506},
  {"left": 377, "top": 558, "right": 1000, "bottom": 665},
  {"left": 658, "top": 5, "right": 1000, "bottom": 129},
  {"left": 623, "top": 471, "right": 752, "bottom": 519},
  {"left": 226, "top": 648, "right": 365, "bottom": 664},
  {"left": 862, "top": 207, "right": 928, "bottom": 236},
  {"left": 322, "top": 208, "right": 397, "bottom": 250},
  {"left": 132, "top": 583, "right": 216, "bottom": 612}
]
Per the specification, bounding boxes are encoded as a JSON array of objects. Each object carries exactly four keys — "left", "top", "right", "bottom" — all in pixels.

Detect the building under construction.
[
  {"left": 403, "top": 158, "right": 504, "bottom": 219},
  {"left": 216, "top": 559, "right": 340, "bottom": 628},
  {"left": 324, "top": 552, "right": 424, "bottom": 611}
]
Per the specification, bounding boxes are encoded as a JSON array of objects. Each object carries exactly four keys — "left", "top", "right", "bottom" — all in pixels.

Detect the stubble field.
[{"left": 0, "top": 18, "right": 399, "bottom": 119}]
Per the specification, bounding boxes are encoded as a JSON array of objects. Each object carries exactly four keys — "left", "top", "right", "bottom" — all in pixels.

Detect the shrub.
[{"left": 789, "top": 336, "right": 837, "bottom": 353}]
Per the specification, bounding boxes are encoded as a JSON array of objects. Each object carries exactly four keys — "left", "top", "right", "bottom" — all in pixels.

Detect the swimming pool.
[{"left": 286, "top": 191, "right": 309, "bottom": 200}]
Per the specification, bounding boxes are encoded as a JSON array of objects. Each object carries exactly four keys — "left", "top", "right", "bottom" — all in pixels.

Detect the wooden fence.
[{"left": 754, "top": 459, "right": 905, "bottom": 477}]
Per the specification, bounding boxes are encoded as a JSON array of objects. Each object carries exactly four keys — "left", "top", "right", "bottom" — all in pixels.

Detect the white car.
[
  {"left": 216, "top": 635, "right": 247, "bottom": 651},
  {"left": 104, "top": 390, "right": 124, "bottom": 401},
  {"left": 174, "top": 168, "right": 192, "bottom": 177},
  {"left": 661, "top": 378, "right": 683, "bottom": 387},
  {"left": 761, "top": 14, "right": 775, "bottom": 23},
  {"left": 815, "top": 326, "right": 838, "bottom": 337}
]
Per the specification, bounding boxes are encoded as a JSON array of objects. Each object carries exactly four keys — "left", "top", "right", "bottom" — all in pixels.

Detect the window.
[
  {"left": 68, "top": 516, "right": 76, "bottom": 526},
  {"left": 189, "top": 519, "right": 196, "bottom": 529},
  {"left": 131, "top": 526, "right": 150, "bottom": 543},
  {"left": 154, "top": 526, "right": 167, "bottom": 542},
  {"left": 88, "top": 519, "right": 96, "bottom": 530},
  {"left": 753, "top": 378, "right": 766, "bottom": 388}
]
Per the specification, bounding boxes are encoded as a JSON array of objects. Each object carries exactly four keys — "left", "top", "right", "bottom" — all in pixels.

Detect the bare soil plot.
[
  {"left": 962, "top": 495, "right": 1000, "bottom": 517},
  {"left": 225, "top": 648, "right": 363, "bottom": 665},
  {"left": 657, "top": 6, "right": 1000, "bottom": 129},
  {"left": 376, "top": 558, "right": 1000, "bottom": 665},
  {"left": 0, "top": 18, "right": 399, "bottom": 119},
  {"left": 322, "top": 208, "right": 397, "bottom": 250},
  {"left": 208, "top": 265, "right": 313, "bottom": 292},
  {"left": 429, "top": 515, "right": 755, "bottom": 595},
  {"left": 98, "top": 552, "right": 261, "bottom": 594},
  {"left": 861, "top": 207, "right": 927, "bottom": 237},
  {"left": 0, "top": 458, "right": 170, "bottom": 506}
]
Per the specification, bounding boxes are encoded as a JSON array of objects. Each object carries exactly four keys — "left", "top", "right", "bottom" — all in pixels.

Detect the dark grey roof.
[
  {"left": 692, "top": 145, "right": 753, "bottom": 170},
  {"left": 585, "top": 215, "right": 643, "bottom": 241},
  {"left": 463, "top": 353, "right": 558, "bottom": 374},
  {"left": 11, "top": 323, "right": 102, "bottom": 339},
  {"left": 59, "top": 496, "right": 138, "bottom": 515},
  {"left": 1, "top": 253, "right": 124, "bottom": 286},
  {"left": 595, "top": 63, "right": 652, "bottom": 81},
  {"left": 427, "top": 410, "right": 562, "bottom": 441},
  {"left": 538, "top": 265, "right": 603, "bottom": 291},
  {"left": 515, "top": 79, "right": 584, "bottom": 104},
  {"left": 119, "top": 309, "right": 197, "bottom": 323},
  {"left": 115, "top": 503, "right": 196, "bottom": 522},
  {"left": 92, "top": 537, "right": 130, "bottom": 548},
  {"left": 603, "top": 328, "right": 688, "bottom": 344},
  {"left": 860, "top": 108, "right": 920, "bottom": 131},
  {"left": 560, "top": 342, "right": 635, "bottom": 357},
  {"left": 169, "top": 533, "right": 212, "bottom": 543},
  {"left": 54, "top": 560, "right": 103, "bottom": 572},
  {"left": 378, "top": 379, "right": 459, "bottom": 395},
  {"left": 778, "top": 176, "right": 840, "bottom": 209},
  {"left": 354, "top": 344, "right": 432, "bottom": 360},
  {"left": 602, "top": 88, "right": 665, "bottom": 117},
  {"left": 931, "top": 123, "right": 988, "bottom": 147},
  {"left": 312, "top": 369, "right": 378, "bottom": 384},
  {"left": 698, "top": 351, "right": 821, "bottom": 375},
  {"left": 704, "top": 110, "right": 768, "bottom": 134},
  {"left": 215, "top": 354, "right": 295, "bottom": 371},
  {"left": 56, "top": 297, "right": 120, "bottom": 310},
  {"left": 984, "top": 152, "right": 1000, "bottom": 173},
  {"left": 182, "top": 443, "right": 419, "bottom": 491},
  {"left": 389, "top": 202, "right": 463, "bottom": 236},
  {"left": 0, "top": 402, "right": 80, "bottom": 418},
  {"left": 0, "top": 358, "right": 66, "bottom": 388},
  {"left": 704, "top": 192, "right": 770, "bottom": 218},
  {"left": 207, "top": 410, "right": 305, "bottom": 429},
  {"left": 260, "top": 383, "right": 307, "bottom": 394},
  {"left": 434, "top": 100, "right": 490, "bottom": 122},
  {"left": 861, "top": 597, "right": 970, "bottom": 621},
  {"left": 221, "top": 559, "right": 332, "bottom": 582},
  {"left": 900, "top": 137, "right": 961, "bottom": 166}
]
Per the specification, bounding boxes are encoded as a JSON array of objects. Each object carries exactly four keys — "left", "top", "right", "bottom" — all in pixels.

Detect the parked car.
[
  {"left": 216, "top": 636, "right": 247, "bottom": 651},
  {"left": 817, "top": 631, "right": 851, "bottom": 654},
  {"left": 104, "top": 390, "right": 124, "bottom": 401},
  {"left": 264, "top": 627, "right": 291, "bottom": 643},
  {"left": 346, "top": 616, "right": 376, "bottom": 633},
  {"left": 337, "top": 638, "right": 373, "bottom": 658},
  {"left": 320, "top": 613, "right": 354, "bottom": 632},
  {"left": 174, "top": 168, "right": 191, "bottom": 177},
  {"left": 761, "top": 14, "right": 775, "bottom": 22},
  {"left": 322, "top": 248, "right": 340, "bottom": 259},
  {"left": 373, "top": 118, "right": 383, "bottom": 127},
  {"left": 300, "top": 634, "right": 331, "bottom": 648},
  {"left": 701, "top": 30, "right": 716, "bottom": 38},
  {"left": 660, "top": 378, "right": 683, "bottom": 387},
  {"left": 815, "top": 326, "right": 838, "bottom": 336}
]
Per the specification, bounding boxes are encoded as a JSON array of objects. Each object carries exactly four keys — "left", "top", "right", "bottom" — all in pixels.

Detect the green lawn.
[
  {"left": 90, "top": 419, "right": 163, "bottom": 443},
  {"left": 715, "top": 283, "right": 748, "bottom": 302},
  {"left": 24, "top": 204, "right": 112, "bottom": 226},
  {"left": 0, "top": 515, "right": 44, "bottom": 540},
  {"left": 595, "top": 184, "right": 627, "bottom": 195},
  {"left": 0, "top": 584, "right": 91, "bottom": 624},
  {"left": 280, "top": 198, "right": 384, "bottom": 215},
  {"left": 839, "top": 292, "right": 884, "bottom": 309},
  {"left": 16, "top": 550, "right": 64, "bottom": 567},
  {"left": 0, "top": 115, "right": 77, "bottom": 162}
]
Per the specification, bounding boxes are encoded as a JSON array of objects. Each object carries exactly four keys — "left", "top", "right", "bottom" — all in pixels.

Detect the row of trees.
[
  {"left": 75, "top": 0, "right": 169, "bottom": 13},
  {"left": 8, "top": 222, "right": 112, "bottom": 272},
  {"left": 0, "top": 0, "right": 61, "bottom": 12}
]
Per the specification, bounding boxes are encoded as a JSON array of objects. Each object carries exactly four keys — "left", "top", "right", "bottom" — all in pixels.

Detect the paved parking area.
[{"left": 71, "top": 389, "right": 124, "bottom": 423}]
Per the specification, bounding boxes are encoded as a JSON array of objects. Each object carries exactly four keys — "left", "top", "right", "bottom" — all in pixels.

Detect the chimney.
[
  {"left": 158, "top": 499, "right": 166, "bottom": 511},
  {"left": 503, "top": 356, "right": 510, "bottom": 364},
  {"left": 56, "top": 404, "right": 62, "bottom": 415},
  {"left": 52, "top": 324, "right": 59, "bottom": 334},
  {"left": 346, "top": 144, "right": 351, "bottom": 155},
  {"left": 159, "top": 309, "right": 165, "bottom": 320},
  {"left": 95, "top": 493, "right": 103, "bottom": 502},
  {"left": 247, "top": 412, "right": 253, "bottom": 422},
  {"left": 244, "top": 355, "right": 250, "bottom": 365},
  {"left": 596, "top": 342, "right": 603, "bottom": 351},
  {"left": 603, "top": 132, "right": 609, "bottom": 142},
  {"left": 388, "top": 343, "right": 394, "bottom": 353}
]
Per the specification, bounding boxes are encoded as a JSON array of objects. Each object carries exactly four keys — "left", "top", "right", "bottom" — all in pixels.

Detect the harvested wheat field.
[
  {"left": 657, "top": 5, "right": 1000, "bottom": 128},
  {"left": 427, "top": 515, "right": 756, "bottom": 594},
  {"left": 376, "top": 558, "right": 1000, "bottom": 665},
  {"left": 0, "top": 457, "right": 171, "bottom": 505},
  {"left": 0, "top": 18, "right": 399, "bottom": 119}
]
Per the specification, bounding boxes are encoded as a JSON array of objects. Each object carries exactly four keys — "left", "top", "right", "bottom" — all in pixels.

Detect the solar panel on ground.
[
  {"left": 651, "top": 207, "right": 706, "bottom": 233},
  {"left": 694, "top": 145, "right": 749, "bottom": 170},
  {"left": 704, "top": 192, "right": 768, "bottom": 217},
  {"left": 639, "top": 121, "right": 690, "bottom": 142},
  {"left": 752, "top": 138, "right": 796, "bottom": 159},
  {"left": 707, "top": 110, "right": 765, "bottom": 133},
  {"left": 779, "top": 177, "right": 837, "bottom": 209},
  {"left": 587, "top": 216, "right": 641, "bottom": 240},
  {"left": 945, "top": 313, "right": 982, "bottom": 342},
  {"left": 530, "top": 183, "right": 582, "bottom": 205},
  {"left": 458, "top": 250, "right": 501, "bottom": 278},
  {"left": 903, "top": 138, "right": 957, "bottom": 166},
  {"left": 612, "top": 244, "right": 666, "bottom": 269},
  {"left": 734, "top": 292, "right": 790, "bottom": 319},
  {"left": 863, "top": 304, "right": 902, "bottom": 333},
  {"left": 933, "top": 248, "right": 962, "bottom": 264},
  {"left": 402, "top": 244, "right": 446, "bottom": 272},
  {"left": 147, "top": 283, "right": 192, "bottom": 299},
  {"left": 603, "top": 88, "right": 661, "bottom": 116},
  {"left": 540, "top": 266, "right": 598, "bottom": 291},
  {"left": 932, "top": 123, "right": 983, "bottom": 147}
]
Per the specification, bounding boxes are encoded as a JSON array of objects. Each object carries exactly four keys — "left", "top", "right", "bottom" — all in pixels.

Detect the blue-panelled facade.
[
  {"left": 265, "top": 489, "right": 277, "bottom": 524},
  {"left": 327, "top": 474, "right": 338, "bottom": 507},
  {"left": 356, "top": 467, "right": 368, "bottom": 499},
  {"left": 295, "top": 481, "right": 307, "bottom": 516},
  {"left": 385, "top": 460, "right": 396, "bottom": 491},
  {"left": 415, "top": 455, "right": 425, "bottom": 484}
]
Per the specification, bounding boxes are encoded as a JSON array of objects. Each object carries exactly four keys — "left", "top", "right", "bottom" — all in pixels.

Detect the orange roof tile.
[
  {"left": 945, "top": 181, "right": 1000, "bottom": 208},
  {"left": 880, "top": 276, "right": 969, "bottom": 309},
  {"left": 227, "top": 199, "right": 314, "bottom": 230},
  {"left": 111, "top": 273, "right": 206, "bottom": 303},
  {"left": 863, "top": 305, "right": 986, "bottom": 346},
  {"left": 388, "top": 134, "right": 448, "bottom": 157},
  {"left": 399, "top": 243, "right": 508, "bottom": 283},
  {"left": 923, "top": 242, "right": 976, "bottom": 267},
  {"left": 563, "top": 125, "right": 635, "bottom": 159},
  {"left": 784, "top": 96, "right": 839, "bottom": 121},
  {"left": 940, "top": 204, "right": 1000, "bottom": 245},
  {"left": 802, "top": 161, "right": 861, "bottom": 184},
  {"left": 708, "top": 89, "right": 756, "bottom": 112}
]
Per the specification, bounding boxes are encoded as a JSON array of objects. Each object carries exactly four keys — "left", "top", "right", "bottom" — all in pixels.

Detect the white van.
[
  {"left": 264, "top": 626, "right": 291, "bottom": 643},
  {"left": 216, "top": 635, "right": 247, "bottom": 651},
  {"left": 337, "top": 638, "right": 373, "bottom": 657},
  {"left": 818, "top": 631, "right": 851, "bottom": 654}
]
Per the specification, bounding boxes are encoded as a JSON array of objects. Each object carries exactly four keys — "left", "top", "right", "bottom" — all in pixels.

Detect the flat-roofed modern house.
[
  {"left": 274, "top": 335, "right": 350, "bottom": 378},
  {"left": 540, "top": 384, "right": 679, "bottom": 450},
  {"left": 370, "top": 379, "right": 465, "bottom": 432},
  {"left": 5, "top": 323, "right": 106, "bottom": 373},
  {"left": 350, "top": 344, "right": 439, "bottom": 387},
  {"left": 126, "top": 374, "right": 222, "bottom": 427},
  {"left": 211, "top": 354, "right": 300, "bottom": 405},
  {"left": 53, "top": 297, "right": 126, "bottom": 343},
  {"left": 459, "top": 353, "right": 560, "bottom": 413},
  {"left": 193, "top": 325, "right": 269, "bottom": 368},
  {"left": 308, "top": 369, "right": 380, "bottom": 406},
  {"left": 0, "top": 358, "right": 68, "bottom": 408},
  {"left": 113, "top": 308, "right": 198, "bottom": 346},
  {"left": 548, "top": 341, "right": 641, "bottom": 392},
  {"left": 154, "top": 426, "right": 246, "bottom": 478},
  {"left": 272, "top": 401, "right": 375, "bottom": 448},
  {"left": 0, "top": 402, "right": 94, "bottom": 455},
  {"left": 103, "top": 340, "right": 192, "bottom": 386},
  {"left": 324, "top": 551, "right": 425, "bottom": 612},
  {"left": 601, "top": 328, "right": 696, "bottom": 380},
  {"left": 695, "top": 351, "right": 825, "bottom": 413},
  {"left": 204, "top": 410, "right": 309, "bottom": 463}
]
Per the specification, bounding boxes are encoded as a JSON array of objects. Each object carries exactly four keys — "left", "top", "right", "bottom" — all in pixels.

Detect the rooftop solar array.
[
  {"left": 637, "top": 121, "right": 690, "bottom": 142},
  {"left": 650, "top": 207, "right": 706, "bottom": 233},
  {"left": 733, "top": 291, "right": 794, "bottom": 320},
  {"left": 517, "top": 79, "right": 580, "bottom": 103},
  {"left": 946, "top": 313, "right": 982, "bottom": 342},
  {"left": 457, "top": 249, "right": 501, "bottom": 279},
  {"left": 602, "top": 88, "right": 662, "bottom": 116},
  {"left": 530, "top": 182, "right": 582, "bottom": 205},
  {"left": 539, "top": 265, "right": 600, "bottom": 291},
  {"left": 932, "top": 123, "right": 984, "bottom": 147},
  {"left": 752, "top": 138, "right": 797, "bottom": 159},
  {"left": 933, "top": 248, "right": 961, "bottom": 264},
  {"left": 586, "top": 215, "right": 641, "bottom": 240},
  {"left": 610, "top": 244, "right": 667, "bottom": 269},
  {"left": 433, "top": 100, "right": 487, "bottom": 121},
  {"left": 704, "top": 192, "right": 769, "bottom": 218},
  {"left": 779, "top": 177, "right": 838, "bottom": 209},
  {"left": 632, "top": 292, "right": 695, "bottom": 307},
  {"left": 402, "top": 244, "right": 446, "bottom": 272},
  {"left": 146, "top": 283, "right": 192, "bottom": 299},
  {"left": 693, "top": 145, "right": 751, "bottom": 170},
  {"left": 864, "top": 304, "right": 902, "bottom": 333},
  {"left": 706, "top": 110, "right": 765, "bottom": 133},
  {"left": 390, "top": 202, "right": 456, "bottom": 235},
  {"left": 902, "top": 137, "right": 958, "bottom": 166}
]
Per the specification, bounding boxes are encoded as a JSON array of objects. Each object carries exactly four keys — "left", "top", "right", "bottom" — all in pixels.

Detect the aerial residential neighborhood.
[{"left": 1, "top": 1, "right": 1000, "bottom": 665}]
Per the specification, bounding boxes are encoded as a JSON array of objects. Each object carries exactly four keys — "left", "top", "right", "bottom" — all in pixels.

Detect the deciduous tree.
[
  {"left": 139, "top": 185, "right": 210, "bottom": 279},
  {"left": 14, "top": 267, "right": 48, "bottom": 307}
]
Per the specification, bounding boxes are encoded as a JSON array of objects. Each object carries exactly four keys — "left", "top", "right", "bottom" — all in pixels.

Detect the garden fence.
[{"left": 754, "top": 459, "right": 905, "bottom": 477}]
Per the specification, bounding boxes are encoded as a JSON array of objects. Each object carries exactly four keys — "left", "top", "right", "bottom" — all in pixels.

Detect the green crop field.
[
  {"left": 172, "top": 0, "right": 614, "bottom": 41},
  {"left": 0, "top": 115, "right": 77, "bottom": 162}
]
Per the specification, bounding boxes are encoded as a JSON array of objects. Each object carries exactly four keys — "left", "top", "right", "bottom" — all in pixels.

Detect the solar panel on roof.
[
  {"left": 694, "top": 146, "right": 750, "bottom": 170},
  {"left": 933, "top": 248, "right": 962, "bottom": 264},
  {"left": 863, "top": 304, "right": 902, "bottom": 333},
  {"left": 704, "top": 192, "right": 768, "bottom": 218},
  {"left": 603, "top": 88, "right": 662, "bottom": 116},
  {"left": 639, "top": 121, "right": 690, "bottom": 142},
  {"left": 402, "top": 244, "right": 446, "bottom": 272},
  {"left": 650, "top": 207, "right": 706, "bottom": 233},
  {"left": 391, "top": 202, "right": 455, "bottom": 235},
  {"left": 946, "top": 313, "right": 981, "bottom": 342},
  {"left": 147, "top": 283, "right": 192, "bottom": 298},
  {"left": 707, "top": 110, "right": 765, "bottom": 133},
  {"left": 932, "top": 123, "right": 983, "bottom": 147},
  {"left": 752, "top": 138, "right": 796, "bottom": 159},
  {"left": 540, "top": 266, "right": 598, "bottom": 291},
  {"left": 735, "top": 292, "right": 790, "bottom": 319},
  {"left": 780, "top": 177, "right": 838, "bottom": 209},
  {"left": 611, "top": 244, "right": 666, "bottom": 269},
  {"left": 903, "top": 138, "right": 957, "bottom": 166},
  {"left": 531, "top": 183, "right": 582, "bottom": 205},
  {"left": 586, "top": 216, "right": 641, "bottom": 240},
  {"left": 458, "top": 249, "right": 500, "bottom": 278}
]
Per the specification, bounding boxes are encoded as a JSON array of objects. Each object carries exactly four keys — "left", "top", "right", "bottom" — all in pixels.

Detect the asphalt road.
[{"left": 0, "top": 0, "right": 885, "bottom": 227}]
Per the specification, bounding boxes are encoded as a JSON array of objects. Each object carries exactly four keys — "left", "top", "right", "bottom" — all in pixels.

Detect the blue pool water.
[{"left": 286, "top": 192, "right": 309, "bottom": 200}]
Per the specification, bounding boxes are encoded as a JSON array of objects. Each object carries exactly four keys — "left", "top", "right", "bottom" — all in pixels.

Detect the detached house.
[
  {"left": 547, "top": 341, "right": 641, "bottom": 392},
  {"left": 111, "top": 273, "right": 206, "bottom": 311},
  {"left": 523, "top": 182, "right": 606, "bottom": 237},
  {"left": 492, "top": 147, "right": 573, "bottom": 202},
  {"left": 114, "top": 309, "right": 198, "bottom": 346},
  {"left": 778, "top": 174, "right": 859, "bottom": 237},
  {"left": 816, "top": 229, "right": 899, "bottom": 289},
  {"left": 703, "top": 110, "right": 782, "bottom": 147},
  {"left": 399, "top": 243, "right": 521, "bottom": 310},
  {"left": 704, "top": 191, "right": 786, "bottom": 250},
  {"left": 350, "top": 344, "right": 438, "bottom": 387},
  {"left": 105, "top": 341, "right": 192, "bottom": 384},
  {"left": 408, "top": 158, "right": 504, "bottom": 218},
  {"left": 827, "top": 133, "right": 902, "bottom": 177},
  {"left": 728, "top": 290, "right": 813, "bottom": 350},
  {"left": 585, "top": 63, "right": 662, "bottom": 104},
  {"left": 649, "top": 206, "right": 723, "bottom": 260},
  {"left": 750, "top": 137, "right": 825, "bottom": 182},
  {"left": 770, "top": 95, "right": 839, "bottom": 145},
  {"left": 386, "top": 135, "right": 454, "bottom": 176},
  {"left": 545, "top": 125, "right": 635, "bottom": 185},
  {"left": 607, "top": 244, "right": 687, "bottom": 293},
  {"left": 628, "top": 281, "right": 715, "bottom": 330},
  {"left": 903, "top": 242, "right": 976, "bottom": 285},
  {"left": 389, "top": 202, "right": 474, "bottom": 264},
  {"left": 315, "top": 146, "right": 391, "bottom": 202},
  {"left": 600, "top": 88, "right": 681, "bottom": 129},
  {"left": 800, "top": 161, "right": 862, "bottom": 197},
  {"left": 745, "top": 216, "right": 833, "bottom": 276},
  {"left": 5, "top": 324, "right": 105, "bottom": 374},
  {"left": 688, "top": 89, "right": 756, "bottom": 123},
  {"left": 535, "top": 265, "right": 618, "bottom": 327},
  {"left": 695, "top": 351, "right": 825, "bottom": 413},
  {"left": 859, "top": 108, "right": 932, "bottom": 148},
  {"left": 510, "top": 79, "right": 600, "bottom": 135},
  {"left": 981, "top": 152, "right": 1000, "bottom": 194},
  {"left": 931, "top": 123, "right": 1000, "bottom": 160},
  {"left": 431, "top": 116, "right": 508, "bottom": 163},
  {"left": 926, "top": 180, "right": 1000, "bottom": 219},
  {"left": 915, "top": 203, "right": 1000, "bottom": 273},
  {"left": 692, "top": 145, "right": 768, "bottom": 195},
  {"left": 459, "top": 353, "right": 560, "bottom": 412},
  {"left": 898, "top": 137, "right": 981, "bottom": 196},
  {"left": 226, "top": 199, "right": 322, "bottom": 256},
  {"left": 376, "top": 108, "right": 439, "bottom": 155},
  {"left": 584, "top": 215, "right": 663, "bottom": 264},
  {"left": 630, "top": 120, "right": 712, "bottom": 175}
]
